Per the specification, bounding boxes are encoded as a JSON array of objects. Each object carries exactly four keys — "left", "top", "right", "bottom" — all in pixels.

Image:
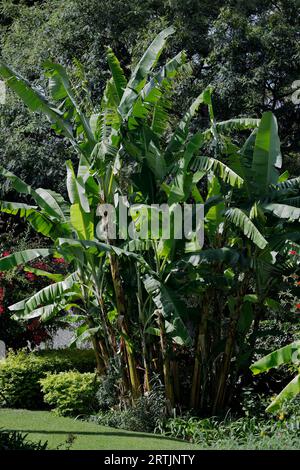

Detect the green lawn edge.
[{"left": 0, "top": 409, "right": 198, "bottom": 450}]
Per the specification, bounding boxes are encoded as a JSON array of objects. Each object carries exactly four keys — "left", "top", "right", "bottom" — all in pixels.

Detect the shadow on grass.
[{"left": 4, "top": 428, "right": 184, "bottom": 443}]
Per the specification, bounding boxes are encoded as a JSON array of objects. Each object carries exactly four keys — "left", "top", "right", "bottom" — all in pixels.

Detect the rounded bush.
[
  {"left": 40, "top": 371, "right": 99, "bottom": 416},
  {"left": 0, "top": 349, "right": 96, "bottom": 409}
]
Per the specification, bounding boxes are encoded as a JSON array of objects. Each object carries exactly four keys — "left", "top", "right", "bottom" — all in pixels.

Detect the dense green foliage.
[
  {"left": 155, "top": 407, "right": 300, "bottom": 449},
  {"left": 40, "top": 371, "right": 99, "bottom": 416},
  {"left": 0, "top": 2, "right": 299, "bottom": 447},
  {"left": 0, "top": 349, "right": 96, "bottom": 409},
  {"left": 0, "top": 28, "right": 299, "bottom": 418},
  {"left": 0, "top": 0, "right": 299, "bottom": 197}
]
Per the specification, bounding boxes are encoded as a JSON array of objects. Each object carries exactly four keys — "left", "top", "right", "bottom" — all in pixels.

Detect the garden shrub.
[
  {"left": 0, "top": 349, "right": 96, "bottom": 409},
  {"left": 40, "top": 371, "right": 99, "bottom": 416},
  {"left": 91, "top": 389, "right": 166, "bottom": 433},
  {"left": 0, "top": 429, "right": 48, "bottom": 450}
]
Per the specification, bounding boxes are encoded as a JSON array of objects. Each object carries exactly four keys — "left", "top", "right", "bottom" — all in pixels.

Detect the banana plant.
[
  {"left": 1, "top": 27, "right": 299, "bottom": 412},
  {"left": 0, "top": 28, "right": 206, "bottom": 402}
]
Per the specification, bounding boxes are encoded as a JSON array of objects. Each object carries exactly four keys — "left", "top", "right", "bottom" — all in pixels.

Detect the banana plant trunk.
[
  {"left": 190, "top": 295, "right": 209, "bottom": 410},
  {"left": 158, "top": 311, "right": 175, "bottom": 412},
  {"left": 109, "top": 253, "right": 141, "bottom": 399}
]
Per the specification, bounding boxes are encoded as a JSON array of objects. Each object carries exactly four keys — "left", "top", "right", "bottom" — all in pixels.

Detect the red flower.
[
  {"left": 289, "top": 250, "right": 297, "bottom": 255},
  {"left": 296, "top": 304, "right": 300, "bottom": 310},
  {"left": 53, "top": 257, "right": 65, "bottom": 264},
  {"left": 25, "top": 272, "right": 37, "bottom": 282},
  {"left": 0, "top": 305, "right": 5, "bottom": 315},
  {"left": 33, "top": 261, "right": 48, "bottom": 270},
  {"left": 2, "top": 250, "right": 11, "bottom": 257}
]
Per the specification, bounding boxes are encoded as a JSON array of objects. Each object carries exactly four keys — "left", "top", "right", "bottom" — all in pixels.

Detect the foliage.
[
  {"left": 206, "top": 0, "right": 300, "bottom": 167},
  {"left": 0, "top": 28, "right": 299, "bottom": 417},
  {"left": 0, "top": 221, "right": 69, "bottom": 348},
  {"left": 40, "top": 371, "right": 99, "bottom": 416},
  {"left": 0, "top": 0, "right": 223, "bottom": 198},
  {"left": 251, "top": 341, "right": 300, "bottom": 413},
  {"left": 96, "top": 357, "right": 123, "bottom": 410},
  {"left": 0, "top": 349, "right": 96, "bottom": 409},
  {"left": 91, "top": 389, "right": 166, "bottom": 433},
  {"left": 0, "top": 428, "right": 48, "bottom": 450},
  {"left": 155, "top": 410, "right": 300, "bottom": 449}
]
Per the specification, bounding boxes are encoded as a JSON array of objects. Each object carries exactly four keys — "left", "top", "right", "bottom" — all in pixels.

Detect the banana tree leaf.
[
  {"left": 266, "top": 374, "right": 300, "bottom": 413},
  {"left": 262, "top": 202, "right": 300, "bottom": 220},
  {"left": 252, "top": 111, "right": 282, "bottom": 191},
  {"left": 0, "top": 61, "right": 75, "bottom": 142},
  {"left": 0, "top": 248, "right": 51, "bottom": 271},
  {"left": 69, "top": 326, "right": 101, "bottom": 347},
  {"left": 106, "top": 48, "right": 127, "bottom": 102},
  {"left": 70, "top": 203, "right": 94, "bottom": 240},
  {"left": 0, "top": 167, "right": 67, "bottom": 221},
  {"left": 57, "top": 238, "right": 155, "bottom": 274},
  {"left": 191, "top": 156, "right": 244, "bottom": 188},
  {"left": 168, "top": 133, "right": 204, "bottom": 204},
  {"left": 185, "top": 247, "right": 240, "bottom": 267},
  {"left": 166, "top": 87, "right": 213, "bottom": 158},
  {"left": 0, "top": 201, "right": 70, "bottom": 239},
  {"left": 23, "top": 266, "right": 64, "bottom": 282},
  {"left": 225, "top": 208, "right": 268, "bottom": 249},
  {"left": 214, "top": 118, "right": 260, "bottom": 133},
  {"left": 118, "top": 26, "right": 175, "bottom": 118},
  {"left": 9, "top": 272, "right": 78, "bottom": 314},
  {"left": 250, "top": 340, "right": 300, "bottom": 375},
  {"left": 43, "top": 60, "right": 96, "bottom": 147},
  {"left": 66, "top": 160, "right": 90, "bottom": 213},
  {"left": 143, "top": 274, "right": 191, "bottom": 346}
]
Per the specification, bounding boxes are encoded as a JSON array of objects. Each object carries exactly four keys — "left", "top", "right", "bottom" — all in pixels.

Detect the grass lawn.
[{"left": 0, "top": 409, "right": 198, "bottom": 450}]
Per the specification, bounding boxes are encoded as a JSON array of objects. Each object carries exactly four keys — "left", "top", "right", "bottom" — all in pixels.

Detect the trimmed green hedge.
[
  {"left": 40, "top": 371, "right": 99, "bottom": 416},
  {"left": 0, "top": 349, "right": 96, "bottom": 409}
]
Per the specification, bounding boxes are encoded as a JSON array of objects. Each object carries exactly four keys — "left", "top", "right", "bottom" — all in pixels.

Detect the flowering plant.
[{"left": 0, "top": 222, "right": 67, "bottom": 349}]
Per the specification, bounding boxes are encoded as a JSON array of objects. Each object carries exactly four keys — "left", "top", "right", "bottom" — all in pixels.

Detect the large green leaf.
[
  {"left": 43, "top": 60, "right": 96, "bottom": 147},
  {"left": 0, "top": 167, "right": 67, "bottom": 222},
  {"left": 143, "top": 274, "right": 191, "bottom": 346},
  {"left": 106, "top": 48, "right": 127, "bottom": 102},
  {"left": 168, "top": 133, "right": 204, "bottom": 204},
  {"left": 266, "top": 374, "right": 300, "bottom": 413},
  {"left": 214, "top": 118, "right": 260, "bottom": 133},
  {"left": 9, "top": 272, "right": 78, "bottom": 314},
  {"left": 191, "top": 156, "right": 244, "bottom": 188},
  {"left": 118, "top": 27, "right": 175, "bottom": 118},
  {"left": 70, "top": 203, "right": 94, "bottom": 240},
  {"left": 0, "top": 61, "right": 74, "bottom": 141},
  {"left": 166, "top": 87, "right": 213, "bottom": 158},
  {"left": 252, "top": 111, "right": 282, "bottom": 191},
  {"left": 66, "top": 160, "right": 90, "bottom": 213},
  {"left": 250, "top": 341, "right": 300, "bottom": 375},
  {"left": 262, "top": 202, "right": 300, "bottom": 220},
  {"left": 185, "top": 247, "right": 240, "bottom": 267},
  {"left": 0, "top": 249, "right": 51, "bottom": 271},
  {"left": 225, "top": 208, "right": 268, "bottom": 249}
]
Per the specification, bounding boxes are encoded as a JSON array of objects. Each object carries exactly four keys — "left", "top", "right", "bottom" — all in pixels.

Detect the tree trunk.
[
  {"left": 213, "top": 306, "right": 240, "bottom": 413},
  {"left": 109, "top": 253, "right": 141, "bottom": 399},
  {"left": 91, "top": 335, "right": 106, "bottom": 374},
  {"left": 158, "top": 311, "right": 174, "bottom": 412},
  {"left": 190, "top": 297, "right": 209, "bottom": 410}
]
